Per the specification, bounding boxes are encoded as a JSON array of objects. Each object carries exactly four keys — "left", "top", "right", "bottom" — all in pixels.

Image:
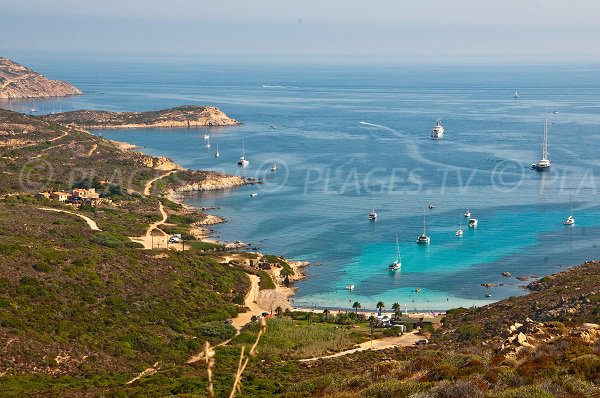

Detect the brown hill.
[{"left": 0, "top": 57, "right": 81, "bottom": 99}]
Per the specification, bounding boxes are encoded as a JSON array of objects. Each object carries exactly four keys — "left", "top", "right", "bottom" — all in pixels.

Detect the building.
[
  {"left": 50, "top": 191, "right": 70, "bottom": 202},
  {"left": 71, "top": 188, "right": 100, "bottom": 201}
]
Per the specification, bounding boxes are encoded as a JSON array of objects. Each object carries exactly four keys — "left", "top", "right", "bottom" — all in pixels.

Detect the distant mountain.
[{"left": 0, "top": 57, "right": 82, "bottom": 99}]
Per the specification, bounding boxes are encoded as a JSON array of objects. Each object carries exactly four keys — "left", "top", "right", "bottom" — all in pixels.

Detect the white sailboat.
[
  {"left": 416, "top": 214, "right": 431, "bottom": 244},
  {"left": 531, "top": 116, "right": 551, "bottom": 171},
  {"left": 237, "top": 140, "right": 249, "bottom": 166},
  {"left": 389, "top": 235, "right": 401, "bottom": 271},
  {"left": 203, "top": 133, "right": 210, "bottom": 140},
  {"left": 564, "top": 193, "right": 575, "bottom": 226},
  {"left": 214, "top": 143, "right": 220, "bottom": 158},
  {"left": 468, "top": 218, "right": 478, "bottom": 228},
  {"left": 514, "top": 91, "right": 519, "bottom": 99},
  {"left": 205, "top": 138, "right": 211, "bottom": 148},
  {"left": 269, "top": 163, "right": 277, "bottom": 172}
]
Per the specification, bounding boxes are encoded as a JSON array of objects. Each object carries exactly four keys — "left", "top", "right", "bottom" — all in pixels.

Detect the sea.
[{"left": 2, "top": 53, "right": 600, "bottom": 313}]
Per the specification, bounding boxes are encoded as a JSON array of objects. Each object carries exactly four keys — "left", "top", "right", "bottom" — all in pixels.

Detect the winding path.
[
  {"left": 38, "top": 207, "right": 101, "bottom": 231},
  {"left": 129, "top": 201, "right": 169, "bottom": 249},
  {"left": 187, "top": 274, "right": 266, "bottom": 364},
  {"left": 298, "top": 331, "right": 422, "bottom": 362},
  {"left": 144, "top": 170, "right": 176, "bottom": 196}
]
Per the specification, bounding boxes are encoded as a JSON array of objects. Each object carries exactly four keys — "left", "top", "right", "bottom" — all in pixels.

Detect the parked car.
[
  {"left": 168, "top": 234, "right": 181, "bottom": 243},
  {"left": 415, "top": 339, "right": 429, "bottom": 345}
]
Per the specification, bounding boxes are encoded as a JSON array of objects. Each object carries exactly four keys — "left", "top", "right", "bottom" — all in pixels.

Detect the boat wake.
[{"left": 262, "top": 85, "right": 286, "bottom": 88}]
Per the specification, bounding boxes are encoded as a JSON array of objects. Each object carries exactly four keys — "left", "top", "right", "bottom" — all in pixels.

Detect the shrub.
[
  {"left": 496, "top": 385, "right": 554, "bottom": 398},
  {"left": 193, "top": 321, "right": 236, "bottom": 344},
  {"left": 569, "top": 354, "right": 600, "bottom": 380},
  {"left": 457, "top": 323, "right": 482, "bottom": 341},
  {"left": 359, "top": 380, "right": 432, "bottom": 398}
]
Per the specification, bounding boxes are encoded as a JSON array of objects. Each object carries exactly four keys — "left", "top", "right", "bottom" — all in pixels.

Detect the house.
[
  {"left": 35, "top": 192, "right": 51, "bottom": 200},
  {"left": 71, "top": 188, "right": 100, "bottom": 201},
  {"left": 50, "top": 191, "right": 70, "bottom": 202}
]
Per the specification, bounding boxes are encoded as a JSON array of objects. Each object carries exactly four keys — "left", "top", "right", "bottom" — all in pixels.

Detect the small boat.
[
  {"left": 389, "top": 234, "right": 401, "bottom": 271},
  {"left": 368, "top": 210, "right": 377, "bottom": 221},
  {"left": 464, "top": 209, "right": 471, "bottom": 218},
  {"left": 214, "top": 143, "right": 220, "bottom": 158},
  {"left": 564, "top": 193, "right": 575, "bottom": 226},
  {"left": 431, "top": 119, "right": 444, "bottom": 139},
  {"left": 428, "top": 203, "right": 434, "bottom": 209},
  {"left": 269, "top": 163, "right": 277, "bottom": 172},
  {"left": 468, "top": 218, "right": 478, "bottom": 228},
  {"left": 531, "top": 116, "right": 551, "bottom": 171},
  {"left": 456, "top": 220, "right": 463, "bottom": 237},
  {"left": 250, "top": 192, "right": 258, "bottom": 197},
  {"left": 416, "top": 215, "right": 431, "bottom": 245},
  {"left": 415, "top": 288, "right": 421, "bottom": 293},
  {"left": 513, "top": 91, "right": 519, "bottom": 99},
  {"left": 205, "top": 139, "right": 211, "bottom": 148},
  {"left": 485, "top": 293, "right": 492, "bottom": 298},
  {"left": 345, "top": 284, "right": 355, "bottom": 291},
  {"left": 237, "top": 140, "right": 249, "bottom": 166},
  {"left": 553, "top": 111, "right": 559, "bottom": 115},
  {"left": 203, "top": 134, "right": 210, "bottom": 140}
]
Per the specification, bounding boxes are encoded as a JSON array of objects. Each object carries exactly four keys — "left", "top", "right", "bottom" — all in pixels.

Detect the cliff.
[
  {"left": 0, "top": 57, "right": 82, "bottom": 99},
  {"left": 41, "top": 105, "right": 240, "bottom": 129}
]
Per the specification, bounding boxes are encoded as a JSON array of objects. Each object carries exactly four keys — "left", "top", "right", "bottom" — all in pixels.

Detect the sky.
[{"left": 1, "top": 0, "right": 599, "bottom": 62}]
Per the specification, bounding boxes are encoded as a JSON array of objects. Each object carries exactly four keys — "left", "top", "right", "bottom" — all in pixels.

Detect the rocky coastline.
[{"left": 41, "top": 105, "right": 240, "bottom": 129}]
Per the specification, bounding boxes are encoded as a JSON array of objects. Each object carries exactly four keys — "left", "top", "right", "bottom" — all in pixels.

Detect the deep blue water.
[{"left": 2, "top": 54, "right": 600, "bottom": 311}]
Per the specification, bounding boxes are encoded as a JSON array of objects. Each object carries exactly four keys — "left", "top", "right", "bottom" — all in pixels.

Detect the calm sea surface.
[{"left": 3, "top": 55, "right": 600, "bottom": 311}]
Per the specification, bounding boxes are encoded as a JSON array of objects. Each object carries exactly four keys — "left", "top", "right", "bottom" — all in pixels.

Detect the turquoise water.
[{"left": 2, "top": 55, "right": 599, "bottom": 311}]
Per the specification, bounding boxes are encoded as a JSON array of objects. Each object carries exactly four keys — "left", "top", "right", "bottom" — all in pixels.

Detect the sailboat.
[
  {"left": 514, "top": 91, "right": 519, "bottom": 99},
  {"left": 202, "top": 132, "right": 210, "bottom": 140},
  {"left": 564, "top": 193, "right": 575, "bottom": 226},
  {"left": 531, "top": 116, "right": 551, "bottom": 171},
  {"left": 416, "top": 214, "right": 431, "bottom": 244},
  {"left": 269, "top": 163, "right": 277, "bottom": 172},
  {"left": 205, "top": 137, "right": 211, "bottom": 148},
  {"left": 214, "top": 143, "right": 220, "bottom": 158},
  {"left": 30, "top": 99, "right": 37, "bottom": 113},
  {"left": 389, "top": 235, "right": 401, "bottom": 271},
  {"left": 237, "top": 140, "right": 249, "bottom": 166}
]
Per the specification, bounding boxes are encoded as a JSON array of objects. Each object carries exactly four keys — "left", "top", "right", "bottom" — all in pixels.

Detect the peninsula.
[
  {"left": 0, "top": 57, "right": 82, "bottom": 99},
  {"left": 41, "top": 105, "right": 240, "bottom": 129}
]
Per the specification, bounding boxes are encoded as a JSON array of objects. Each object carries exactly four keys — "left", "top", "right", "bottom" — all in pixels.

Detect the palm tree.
[
  {"left": 376, "top": 301, "right": 385, "bottom": 314},
  {"left": 352, "top": 301, "right": 361, "bottom": 314},
  {"left": 323, "top": 308, "right": 330, "bottom": 321},
  {"left": 392, "top": 302, "right": 401, "bottom": 320}
]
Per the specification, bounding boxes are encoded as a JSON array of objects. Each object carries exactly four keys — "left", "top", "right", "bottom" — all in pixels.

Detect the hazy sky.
[{"left": 2, "top": 0, "right": 599, "bottom": 61}]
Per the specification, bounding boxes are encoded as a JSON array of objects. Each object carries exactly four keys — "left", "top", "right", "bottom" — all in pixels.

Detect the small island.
[
  {"left": 0, "top": 57, "right": 82, "bottom": 99},
  {"left": 41, "top": 105, "right": 240, "bottom": 129}
]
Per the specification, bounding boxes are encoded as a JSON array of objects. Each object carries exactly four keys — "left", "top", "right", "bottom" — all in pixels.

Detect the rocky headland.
[
  {"left": 41, "top": 105, "right": 240, "bottom": 129},
  {"left": 0, "top": 57, "right": 82, "bottom": 99}
]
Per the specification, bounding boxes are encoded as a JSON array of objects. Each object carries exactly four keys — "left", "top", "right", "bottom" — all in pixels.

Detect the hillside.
[
  {"left": 0, "top": 57, "right": 82, "bottom": 99},
  {"left": 41, "top": 105, "right": 240, "bottom": 129},
  {"left": 0, "top": 108, "right": 242, "bottom": 195}
]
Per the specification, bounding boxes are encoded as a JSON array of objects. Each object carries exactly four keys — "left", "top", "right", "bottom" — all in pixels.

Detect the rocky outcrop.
[
  {"left": 173, "top": 173, "right": 246, "bottom": 192},
  {"left": 0, "top": 57, "right": 82, "bottom": 99},
  {"left": 41, "top": 106, "right": 240, "bottom": 129},
  {"left": 140, "top": 156, "right": 182, "bottom": 171}
]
